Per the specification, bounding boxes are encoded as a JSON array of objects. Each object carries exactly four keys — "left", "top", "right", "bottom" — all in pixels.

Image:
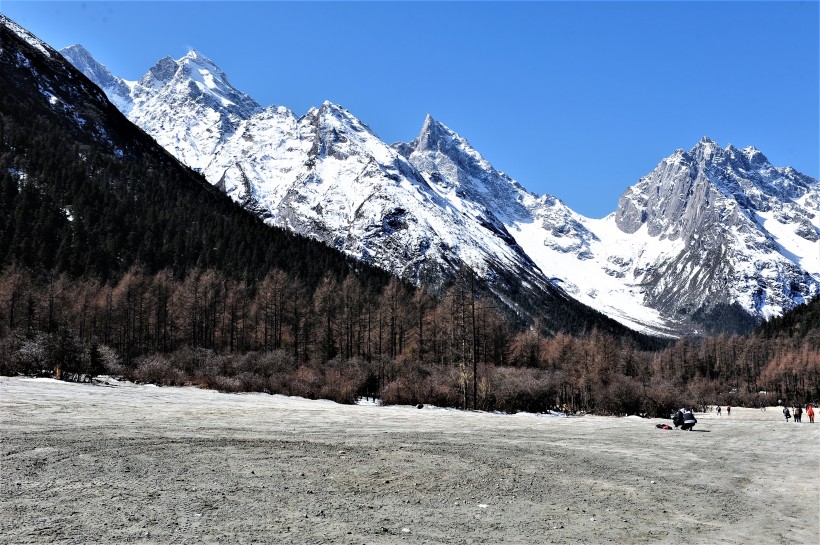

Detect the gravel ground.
[{"left": 1, "top": 376, "right": 818, "bottom": 544}]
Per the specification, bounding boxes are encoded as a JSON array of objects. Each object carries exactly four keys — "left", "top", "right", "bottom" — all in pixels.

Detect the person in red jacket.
[{"left": 807, "top": 404, "right": 815, "bottom": 424}]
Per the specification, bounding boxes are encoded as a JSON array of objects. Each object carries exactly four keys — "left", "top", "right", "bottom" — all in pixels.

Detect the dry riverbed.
[{"left": 1, "top": 376, "right": 818, "bottom": 544}]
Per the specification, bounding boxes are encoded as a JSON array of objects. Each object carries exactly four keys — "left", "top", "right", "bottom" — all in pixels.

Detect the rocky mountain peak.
[
  {"left": 61, "top": 43, "right": 93, "bottom": 61},
  {"left": 740, "top": 146, "right": 770, "bottom": 168},
  {"left": 139, "top": 56, "right": 178, "bottom": 89},
  {"left": 177, "top": 49, "right": 230, "bottom": 83},
  {"left": 415, "top": 115, "right": 466, "bottom": 157},
  {"left": 180, "top": 49, "right": 210, "bottom": 63},
  {"left": 318, "top": 100, "right": 352, "bottom": 120},
  {"left": 689, "top": 136, "right": 723, "bottom": 163},
  {"left": 59, "top": 44, "right": 133, "bottom": 112}
]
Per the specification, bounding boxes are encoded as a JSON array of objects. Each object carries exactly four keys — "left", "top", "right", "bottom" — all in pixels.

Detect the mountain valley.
[{"left": 58, "top": 43, "right": 820, "bottom": 336}]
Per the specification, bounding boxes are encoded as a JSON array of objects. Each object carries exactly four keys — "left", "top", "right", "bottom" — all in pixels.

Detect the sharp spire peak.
[{"left": 61, "top": 43, "right": 91, "bottom": 54}]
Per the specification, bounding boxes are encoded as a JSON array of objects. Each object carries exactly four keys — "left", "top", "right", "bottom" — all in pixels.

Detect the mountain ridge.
[
  {"left": 1, "top": 15, "right": 652, "bottom": 346},
  {"left": 58, "top": 42, "right": 820, "bottom": 336}
]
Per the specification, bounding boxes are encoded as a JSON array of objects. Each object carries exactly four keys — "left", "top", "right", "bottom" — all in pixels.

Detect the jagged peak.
[
  {"left": 178, "top": 49, "right": 225, "bottom": 74},
  {"left": 318, "top": 100, "right": 351, "bottom": 119},
  {"left": 741, "top": 145, "right": 770, "bottom": 167},
  {"left": 181, "top": 48, "right": 209, "bottom": 61},
  {"left": 677, "top": 138, "right": 777, "bottom": 174},
  {"left": 659, "top": 147, "right": 691, "bottom": 168},
  {"left": 61, "top": 43, "right": 92, "bottom": 57},
  {"left": 261, "top": 104, "right": 295, "bottom": 117},
  {"left": 421, "top": 113, "right": 447, "bottom": 132},
  {"left": 690, "top": 136, "right": 721, "bottom": 154},
  {"left": 419, "top": 113, "right": 454, "bottom": 136},
  {"left": 59, "top": 44, "right": 117, "bottom": 80},
  {"left": 135, "top": 50, "right": 262, "bottom": 115},
  {"left": 689, "top": 136, "right": 729, "bottom": 165},
  {"left": 415, "top": 114, "right": 464, "bottom": 154},
  {"left": 313, "top": 102, "right": 382, "bottom": 139},
  {"left": 138, "top": 55, "right": 178, "bottom": 88},
  {"left": 320, "top": 99, "right": 346, "bottom": 112},
  {"left": 740, "top": 146, "right": 769, "bottom": 159}
]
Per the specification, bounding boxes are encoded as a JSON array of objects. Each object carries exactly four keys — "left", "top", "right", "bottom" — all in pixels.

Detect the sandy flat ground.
[{"left": 1, "top": 377, "right": 818, "bottom": 545}]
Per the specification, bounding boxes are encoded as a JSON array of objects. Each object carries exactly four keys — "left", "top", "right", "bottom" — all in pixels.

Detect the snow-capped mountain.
[
  {"left": 201, "top": 100, "right": 580, "bottom": 324},
  {"left": 60, "top": 45, "right": 820, "bottom": 336},
  {"left": 396, "top": 116, "right": 679, "bottom": 334},
  {"left": 61, "top": 45, "right": 262, "bottom": 171},
  {"left": 611, "top": 138, "right": 819, "bottom": 328},
  {"left": 59, "top": 44, "right": 133, "bottom": 113}
]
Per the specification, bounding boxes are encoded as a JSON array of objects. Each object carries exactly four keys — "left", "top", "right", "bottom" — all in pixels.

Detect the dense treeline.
[
  {"left": 755, "top": 295, "right": 820, "bottom": 340},
  {"left": 0, "top": 266, "right": 816, "bottom": 416}
]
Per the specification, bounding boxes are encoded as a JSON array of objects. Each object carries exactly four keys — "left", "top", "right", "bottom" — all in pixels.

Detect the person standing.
[
  {"left": 727, "top": 405, "right": 731, "bottom": 416},
  {"left": 716, "top": 405, "right": 721, "bottom": 416},
  {"left": 794, "top": 405, "right": 803, "bottom": 423},
  {"left": 807, "top": 404, "right": 815, "bottom": 423}
]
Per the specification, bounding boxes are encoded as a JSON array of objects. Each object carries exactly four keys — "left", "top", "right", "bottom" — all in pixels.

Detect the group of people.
[
  {"left": 666, "top": 403, "right": 816, "bottom": 429},
  {"left": 715, "top": 405, "right": 731, "bottom": 416},
  {"left": 713, "top": 402, "right": 816, "bottom": 423},
  {"left": 783, "top": 403, "right": 815, "bottom": 423},
  {"left": 672, "top": 407, "right": 698, "bottom": 430}
]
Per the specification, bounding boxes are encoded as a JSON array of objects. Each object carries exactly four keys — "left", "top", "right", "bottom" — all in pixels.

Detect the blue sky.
[{"left": 4, "top": 1, "right": 818, "bottom": 218}]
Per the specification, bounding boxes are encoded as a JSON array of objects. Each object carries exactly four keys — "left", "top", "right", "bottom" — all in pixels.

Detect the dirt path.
[{"left": 1, "top": 377, "right": 818, "bottom": 544}]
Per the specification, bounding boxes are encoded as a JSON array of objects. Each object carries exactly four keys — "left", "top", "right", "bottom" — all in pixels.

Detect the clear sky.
[{"left": 3, "top": 1, "right": 818, "bottom": 218}]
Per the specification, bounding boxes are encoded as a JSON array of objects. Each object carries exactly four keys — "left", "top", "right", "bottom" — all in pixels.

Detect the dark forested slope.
[
  {"left": 0, "top": 16, "right": 390, "bottom": 290},
  {"left": 755, "top": 296, "right": 820, "bottom": 340}
]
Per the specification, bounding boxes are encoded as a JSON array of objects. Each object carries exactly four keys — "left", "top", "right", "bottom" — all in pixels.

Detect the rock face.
[
  {"left": 60, "top": 44, "right": 820, "bottom": 336},
  {"left": 612, "top": 138, "right": 819, "bottom": 330}
]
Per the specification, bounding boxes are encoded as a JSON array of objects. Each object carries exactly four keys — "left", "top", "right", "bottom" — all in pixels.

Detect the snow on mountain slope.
[
  {"left": 57, "top": 45, "right": 600, "bottom": 333},
  {"left": 1, "top": 15, "right": 53, "bottom": 58},
  {"left": 398, "top": 116, "right": 679, "bottom": 335},
  {"left": 59, "top": 44, "right": 819, "bottom": 336},
  {"left": 204, "top": 101, "right": 552, "bottom": 302},
  {"left": 60, "top": 46, "right": 262, "bottom": 171},
  {"left": 128, "top": 50, "right": 262, "bottom": 171},
  {"left": 400, "top": 121, "right": 818, "bottom": 334},
  {"left": 59, "top": 44, "right": 133, "bottom": 113}
]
